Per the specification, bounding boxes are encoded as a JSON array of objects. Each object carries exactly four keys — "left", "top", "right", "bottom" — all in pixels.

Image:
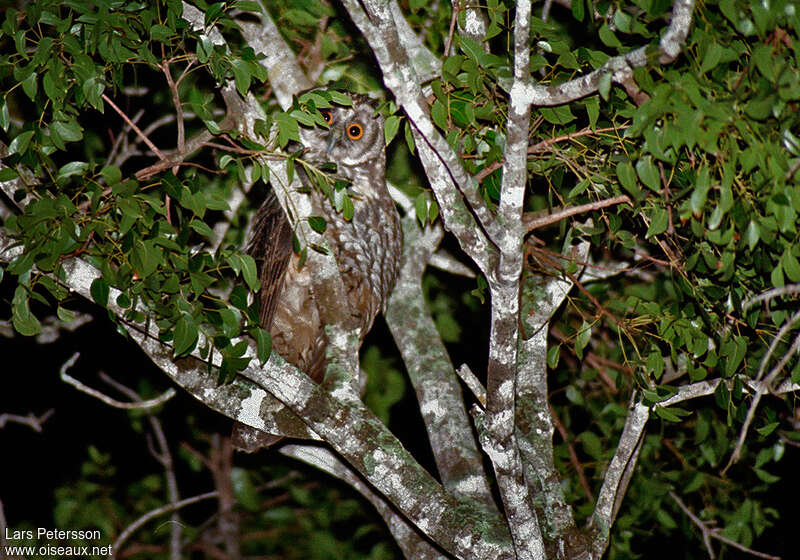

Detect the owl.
[{"left": 233, "top": 93, "right": 403, "bottom": 451}]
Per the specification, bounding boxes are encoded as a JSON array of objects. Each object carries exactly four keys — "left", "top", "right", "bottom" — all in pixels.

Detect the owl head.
[{"left": 297, "top": 93, "right": 385, "bottom": 179}]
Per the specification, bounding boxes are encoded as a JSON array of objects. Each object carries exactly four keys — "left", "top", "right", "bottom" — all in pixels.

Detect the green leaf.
[
  {"left": 308, "top": 216, "right": 327, "bottom": 233},
  {"left": 656, "top": 509, "right": 678, "bottom": 529},
  {"left": 539, "top": 105, "right": 575, "bottom": 125},
  {"left": 56, "top": 161, "right": 89, "bottom": 181},
  {"left": 566, "top": 385, "right": 584, "bottom": 405},
  {"left": 241, "top": 254, "right": 259, "bottom": 292},
  {"left": 723, "top": 336, "right": 747, "bottom": 377},
  {"left": 616, "top": 161, "right": 642, "bottom": 199},
  {"left": 57, "top": 306, "right": 77, "bottom": 322},
  {"left": 232, "top": 59, "right": 252, "bottom": 96},
  {"left": 431, "top": 100, "right": 448, "bottom": 130},
  {"left": 753, "top": 467, "right": 780, "bottom": 484},
  {"left": 173, "top": 315, "right": 198, "bottom": 357},
  {"left": 690, "top": 165, "right": 711, "bottom": 216},
  {"left": 598, "top": 72, "right": 612, "bottom": 101},
  {"left": 655, "top": 406, "right": 688, "bottom": 422},
  {"left": 0, "top": 98, "right": 9, "bottom": 131},
  {"left": 599, "top": 24, "right": 622, "bottom": 48},
  {"left": 254, "top": 327, "right": 272, "bottom": 364},
  {"left": 700, "top": 42, "right": 723, "bottom": 74},
  {"left": 579, "top": 431, "right": 602, "bottom": 459},
  {"left": 585, "top": 97, "right": 599, "bottom": 129},
  {"left": 231, "top": 467, "right": 261, "bottom": 511},
  {"left": 428, "top": 199, "right": 439, "bottom": 224},
  {"left": 404, "top": 120, "right": 416, "bottom": 153},
  {"left": 149, "top": 24, "right": 173, "bottom": 41},
  {"left": 744, "top": 220, "right": 760, "bottom": 250},
  {"left": 647, "top": 351, "right": 665, "bottom": 379},
  {"left": 8, "top": 130, "right": 34, "bottom": 155},
  {"left": 91, "top": 277, "right": 110, "bottom": 307},
  {"left": 341, "top": 192, "right": 354, "bottom": 221},
  {"left": 646, "top": 208, "right": 668, "bottom": 239},
  {"left": 384, "top": 115, "right": 401, "bottom": 145},
  {"left": 636, "top": 156, "right": 660, "bottom": 192},
  {"left": 327, "top": 90, "right": 354, "bottom": 106},
  {"left": 100, "top": 165, "right": 122, "bottom": 185},
  {"left": 571, "top": 0, "right": 585, "bottom": 21},
  {"left": 274, "top": 113, "right": 299, "bottom": 148},
  {"left": 783, "top": 249, "right": 800, "bottom": 282},
  {"left": 12, "top": 286, "right": 41, "bottom": 336},
  {"left": 415, "top": 193, "right": 428, "bottom": 227},
  {"left": 574, "top": 320, "right": 591, "bottom": 359},
  {"left": 547, "top": 345, "right": 560, "bottom": 369},
  {"left": 51, "top": 119, "right": 84, "bottom": 143},
  {"left": 21, "top": 71, "right": 36, "bottom": 100},
  {"left": 756, "top": 421, "right": 780, "bottom": 437}
]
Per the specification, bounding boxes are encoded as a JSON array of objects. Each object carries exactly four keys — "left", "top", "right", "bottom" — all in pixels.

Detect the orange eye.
[
  {"left": 320, "top": 109, "right": 333, "bottom": 124},
  {"left": 347, "top": 123, "right": 364, "bottom": 140}
]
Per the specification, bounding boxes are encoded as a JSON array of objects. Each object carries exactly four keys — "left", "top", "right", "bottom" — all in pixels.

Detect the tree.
[{"left": 1, "top": 0, "right": 798, "bottom": 558}]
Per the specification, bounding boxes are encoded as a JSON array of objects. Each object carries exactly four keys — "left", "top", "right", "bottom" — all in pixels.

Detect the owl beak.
[{"left": 326, "top": 130, "right": 339, "bottom": 155}]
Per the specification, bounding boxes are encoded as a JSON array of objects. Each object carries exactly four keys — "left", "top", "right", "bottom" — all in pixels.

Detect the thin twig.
[
  {"left": 111, "top": 491, "right": 218, "bottom": 559},
  {"left": 669, "top": 491, "right": 781, "bottom": 560},
  {"left": 524, "top": 195, "right": 632, "bottom": 233},
  {"left": 474, "top": 126, "right": 619, "bottom": 183},
  {"left": 135, "top": 160, "right": 225, "bottom": 181},
  {"left": 444, "top": 0, "right": 460, "bottom": 57},
  {"left": 60, "top": 352, "right": 176, "bottom": 409},
  {"left": 161, "top": 59, "right": 185, "bottom": 175},
  {"left": 724, "top": 324, "right": 800, "bottom": 473},
  {"left": 102, "top": 93, "right": 166, "bottom": 160},
  {"left": 429, "top": 250, "right": 476, "bottom": 278},
  {"left": 0, "top": 409, "right": 54, "bottom": 432},
  {"left": 98, "top": 371, "right": 182, "bottom": 560},
  {"left": 455, "top": 363, "right": 487, "bottom": 407},
  {"left": 550, "top": 407, "right": 592, "bottom": 499},
  {"left": 533, "top": 248, "right": 627, "bottom": 331},
  {"left": 743, "top": 283, "right": 800, "bottom": 310},
  {"left": 105, "top": 108, "right": 144, "bottom": 167}
]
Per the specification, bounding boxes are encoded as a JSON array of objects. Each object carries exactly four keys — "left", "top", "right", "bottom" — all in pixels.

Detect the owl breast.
[{"left": 269, "top": 150, "right": 402, "bottom": 383}]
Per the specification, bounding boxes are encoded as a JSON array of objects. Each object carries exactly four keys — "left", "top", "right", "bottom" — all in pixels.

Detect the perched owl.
[{"left": 233, "top": 93, "right": 402, "bottom": 451}]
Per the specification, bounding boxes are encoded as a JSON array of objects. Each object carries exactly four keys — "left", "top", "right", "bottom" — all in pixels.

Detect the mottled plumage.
[{"left": 233, "top": 94, "right": 402, "bottom": 451}]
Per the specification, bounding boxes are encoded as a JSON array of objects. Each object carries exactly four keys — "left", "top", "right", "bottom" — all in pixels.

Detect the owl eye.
[
  {"left": 347, "top": 123, "right": 364, "bottom": 140},
  {"left": 319, "top": 109, "right": 333, "bottom": 124}
]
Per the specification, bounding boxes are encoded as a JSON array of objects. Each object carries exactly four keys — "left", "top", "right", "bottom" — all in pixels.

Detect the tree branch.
[
  {"left": 60, "top": 352, "right": 177, "bottom": 410},
  {"left": 0, "top": 230, "right": 513, "bottom": 559},
  {"left": 590, "top": 396, "right": 649, "bottom": 555},
  {"left": 111, "top": 491, "right": 219, "bottom": 559},
  {"left": 525, "top": 0, "right": 696, "bottom": 106},
  {"left": 386, "top": 216, "right": 497, "bottom": 509},
  {"left": 480, "top": 2, "right": 546, "bottom": 557},
  {"left": 0, "top": 409, "right": 55, "bottom": 432},
  {"left": 669, "top": 491, "right": 782, "bottom": 560},
  {"left": 98, "top": 372, "right": 182, "bottom": 560},
  {"left": 339, "top": 0, "right": 505, "bottom": 268},
  {"left": 282, "top": 445, "right": 450, "bottom": 560}
]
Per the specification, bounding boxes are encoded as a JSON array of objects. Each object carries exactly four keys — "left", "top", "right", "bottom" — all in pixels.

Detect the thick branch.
[
  {"left": 238, "top": 4, "right": 313, "bottom": 110},
  {"left": 282, "top": 445, "right": 449, "bottom": 560},
  {"left": 590, "top": 397, "right": 649, "bottom": 556},
  {"left": 0, "top": 231, "right": 513, "bottom": 560},
  {"left": 515, "top": 241, "right": 590, "bottom": 545},
  {"left": 386, "top": 217, "right": 497, "bottom": 509},
  {"left": 339, "top": 0, "right": 505, "bottom": 265}
]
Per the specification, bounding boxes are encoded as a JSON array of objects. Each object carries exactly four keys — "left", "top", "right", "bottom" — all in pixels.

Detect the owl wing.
[{"left": 247, "top": 190, "right": 293, "bottom": 328}]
